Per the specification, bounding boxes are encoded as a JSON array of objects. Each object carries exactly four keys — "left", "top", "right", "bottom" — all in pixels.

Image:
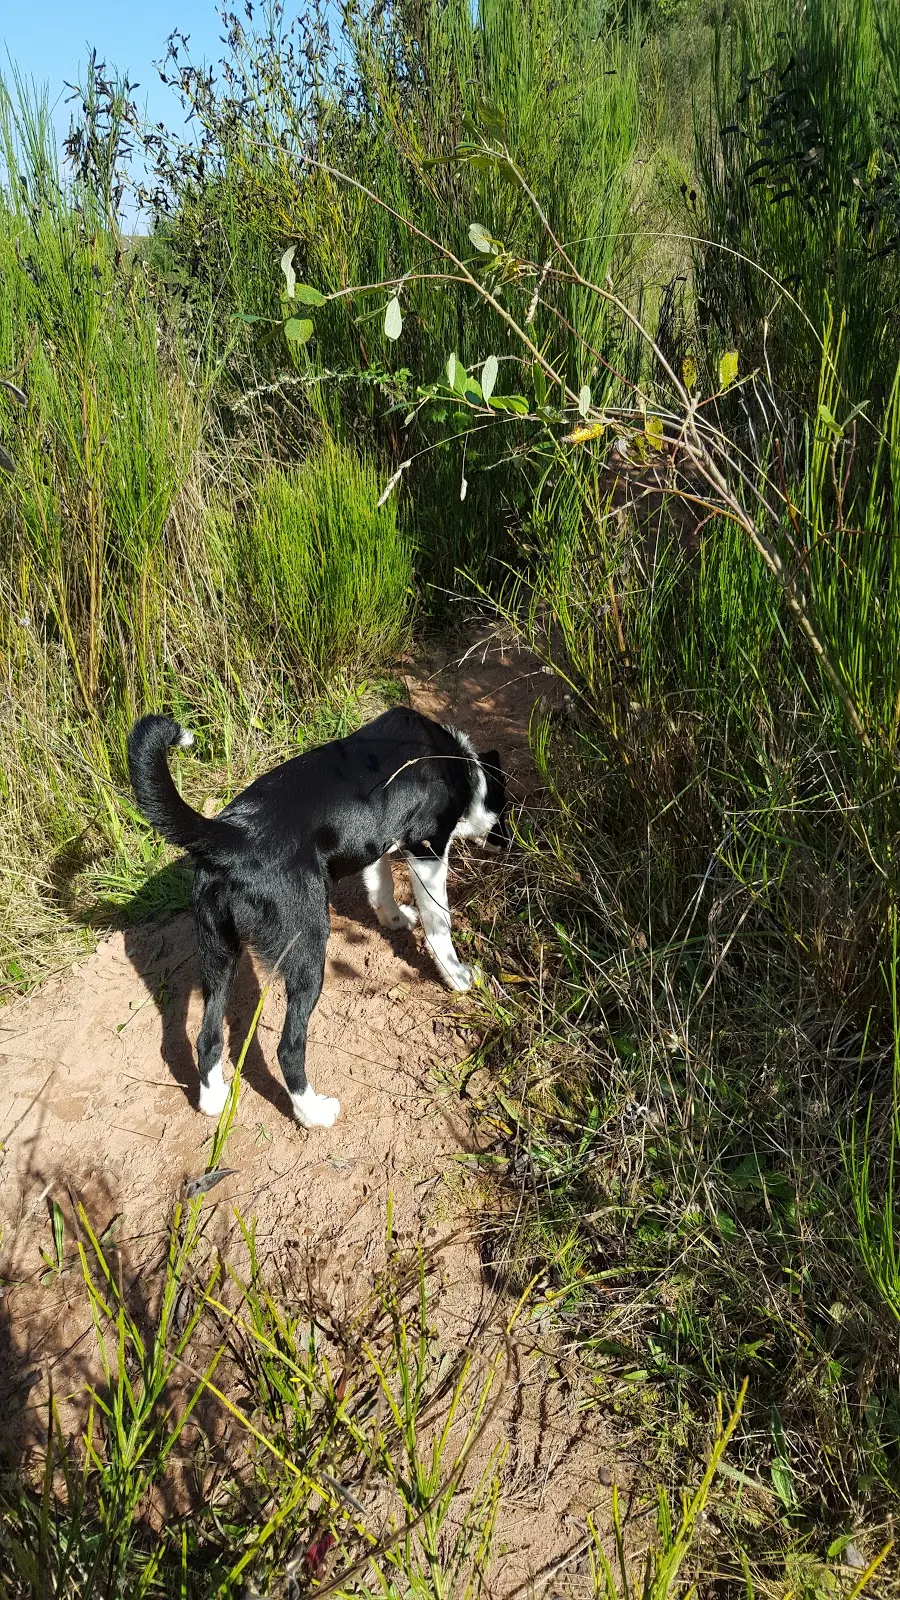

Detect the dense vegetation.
[{"left": 2, "top": 0, "right": 900, "bottom": 1591}]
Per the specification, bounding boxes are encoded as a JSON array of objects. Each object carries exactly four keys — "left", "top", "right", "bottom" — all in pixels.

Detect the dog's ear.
[{"left": 480, "top": 748, "right": 500, "bottom": 772}]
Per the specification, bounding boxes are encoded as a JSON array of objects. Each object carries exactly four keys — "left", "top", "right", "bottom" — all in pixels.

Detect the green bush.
[{"left": 234, "top": 442, "right": 413, "bottom": 680}]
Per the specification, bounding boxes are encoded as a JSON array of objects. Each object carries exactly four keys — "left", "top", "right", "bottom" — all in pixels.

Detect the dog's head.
[{"left": 479, "top": 749, "right": 512, "bottom": 851}]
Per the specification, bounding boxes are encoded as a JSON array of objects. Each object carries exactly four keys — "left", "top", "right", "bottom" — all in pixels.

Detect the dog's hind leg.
[
  {"left": 405, "top": 847, "right": 477, "bottom": 992},
  {"left": 273, "top": 883, "right": 341, "bottom": 1130},
  {"left": 362, "top": 854, "right": 419, "bottom": 931},
  {"left": 195, "top": 895, "right": 241, "bottom": 1117}
]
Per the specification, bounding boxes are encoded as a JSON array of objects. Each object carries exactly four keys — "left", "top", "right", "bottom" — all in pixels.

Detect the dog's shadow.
[{"left": 85, "top": 860, "right": 434, "bottom": 1123}]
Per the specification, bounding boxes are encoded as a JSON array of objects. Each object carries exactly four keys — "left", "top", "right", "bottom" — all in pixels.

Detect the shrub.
[{"left": 234, "top": 442, "right": 413, "bottom": 680}]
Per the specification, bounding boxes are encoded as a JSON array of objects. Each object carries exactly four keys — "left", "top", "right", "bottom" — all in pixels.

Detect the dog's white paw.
[
  {"left": 292, "top": 1086, "right": 341, "bottom": 1129},
  {"left": 375, "top": 902, "right": 419, "bottom": 931},
  {"left": 198, "top": 1061, "right": 229, "bottom": 1117},
  {"left": 443, "top": 961, "right": 477, "bottom": 993}
]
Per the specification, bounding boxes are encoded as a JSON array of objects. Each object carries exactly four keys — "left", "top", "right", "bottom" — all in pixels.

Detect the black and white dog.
[{"left": 127, "top": 707, "right": 509, "bottom": 1129}]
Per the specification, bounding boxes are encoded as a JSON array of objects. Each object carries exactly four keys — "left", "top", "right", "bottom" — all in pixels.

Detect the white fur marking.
[
  {"left": 445, "top": 726, "right": 499, "bottom": 844},
  {"left": 198, "top": 1057, "right": 228, "bottom": 1116},
  {"left": 363, "top": 856, "right": 419, "bottom": 930},
  {"left": 176, "top": 727, "right": 195, "bottom": 748},
  {"left": 292, "top": 1084, "right": 341, "bottom": 1129},
  {"left": 406, "top": 851, "right": 474, "bottom": 990}
]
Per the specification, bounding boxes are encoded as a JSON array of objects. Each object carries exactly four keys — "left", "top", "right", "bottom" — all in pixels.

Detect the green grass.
[
  {"left": 0, "top": 75, "right": 414, "bottom": 992},
  {"left": 2, "top": 0, "right": 900, "bottom": 1590},
  {"left": 694, "top": 0, "right": 900, "bottom": 405},
  {"left": 0, "top": 1207, "right": 506, "bottom": 1595},
  {"left": 0, "top": 1008, "right": 770, "bottom": 1598},
  {"left": 137, "top": 0, "right": 645, "bottom": 582},
  {"left": 231, "top": 441, "right": 414, "bottom": 681}
]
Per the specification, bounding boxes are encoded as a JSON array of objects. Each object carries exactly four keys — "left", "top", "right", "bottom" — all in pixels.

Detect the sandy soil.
[{"left": 0, "top": 624, "right": 623, "bottom": 1595}]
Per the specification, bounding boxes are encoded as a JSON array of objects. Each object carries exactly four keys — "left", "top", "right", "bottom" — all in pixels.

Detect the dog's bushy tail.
[{"left": 128, "top": 715, "right": 232, "bottom": 853}]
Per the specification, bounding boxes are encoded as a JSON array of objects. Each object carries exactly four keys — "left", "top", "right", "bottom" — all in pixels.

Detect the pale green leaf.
[
  {"left": 468, "top": 222, "right": 494, "bottom": 253},
  {"left": 578, "top": 384, "right": 591, "bottom": 417},
  {"left": 481, "top": 354, "right": 499, "bottom": 402},
  {"left": 384, "top": 296, "right": 403, "bottom": 340},
  {"left": 280, "top": 244, "right": 296, "bottom": 298},
  {"left": 293, "top": 284, "right": 327, "bottom": 306},
  {"left": 284, "top": 317, "right": 313, "bottom": 345}
]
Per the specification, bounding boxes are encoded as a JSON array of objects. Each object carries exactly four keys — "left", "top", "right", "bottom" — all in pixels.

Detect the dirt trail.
[{"left": 0, "top": 625, "right": 620, "bottom": 1594}]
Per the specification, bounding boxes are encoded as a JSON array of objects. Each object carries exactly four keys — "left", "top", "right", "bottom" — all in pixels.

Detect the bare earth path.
[{"left": 0, "top": 626, "right": 622, "bottom": 1595}]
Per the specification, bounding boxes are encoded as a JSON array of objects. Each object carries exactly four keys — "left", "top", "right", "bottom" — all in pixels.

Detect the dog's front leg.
[
  {"left": 362, "top": 854, "right": 419, "bottom": 931},
  {"left": 406, "top": 849, "right": 476, "bottom": 992}
]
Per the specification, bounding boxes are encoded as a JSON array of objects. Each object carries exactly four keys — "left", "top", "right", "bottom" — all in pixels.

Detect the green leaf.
[
  {"left": 645, "top": 413, "right": 664, "bottom": 449},
  {"left": 718, "top": 348, "right": 739, "bottom": 388},
  {"left": 284, "top": 317, "right": 313, "bottom": 345},
  {"left": 449, "top": 357, "right": 470, "bottom": 398},
  {"left": 280, "top": 244, "right": 296, "bottom": 299},
  {"left": 770, "top": 1457, "right": 797, "bottom": 1509},
  {"left": 474, "top": 96, "right": 506, "bottom": 139},
  {"left": 469, "top": 154, "right": 504, "bottom": 176},
  {"left": 50, "top": 1200, "right": 65, "bottom": 1269},
  {"left": 468, "top": 222, "right": 495, "bottom": 254},
  {"left": 384, "top": 297, "right": 403, "bottom": 340},
  {"left": 578, "top": 384, "right": 591, "bottom": 417},
  {"left": 447, "top": 352, "right": 458, "bottom": 389},
  {"left": 682, "top": 355, "right": 697, "bottom": 392},
  {"left": 533, "top": 364, "right": 547, "bottom": 408},
  {"left": 489, "top": 394, "right": 529, "bottom": 414},
  {"left": 817, "top": 402, "right": 842, "bottom": 433},
  {"left": 613, "top": 1032, "right": 637, "bottom": 1059},
  {"left": 293, "top": 284, "right": 327, "bottom": 306},
  {"left": 234, "top": 312, "right": 264, "bottom": 324},
  {"left": 481, "top": 354, "right": 499, "bottom": 402}
]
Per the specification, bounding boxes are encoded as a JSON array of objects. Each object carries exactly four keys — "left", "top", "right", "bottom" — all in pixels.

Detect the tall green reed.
[
  {"left": 694, "top": 0, "right": 900, "bottom": 406},
  {"left": 0, "top": 76, "right": 200, "bottom": 735}
]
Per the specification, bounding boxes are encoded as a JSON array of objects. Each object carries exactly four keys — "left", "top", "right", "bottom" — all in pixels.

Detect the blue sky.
[{"left": 1, "top": 0, "right": 226, "bottom": 153}]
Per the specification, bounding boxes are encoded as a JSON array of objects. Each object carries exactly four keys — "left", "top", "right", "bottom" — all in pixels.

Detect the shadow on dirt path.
[{"left": 0, "top": 620, "right": 624, "bottom": 1595}]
